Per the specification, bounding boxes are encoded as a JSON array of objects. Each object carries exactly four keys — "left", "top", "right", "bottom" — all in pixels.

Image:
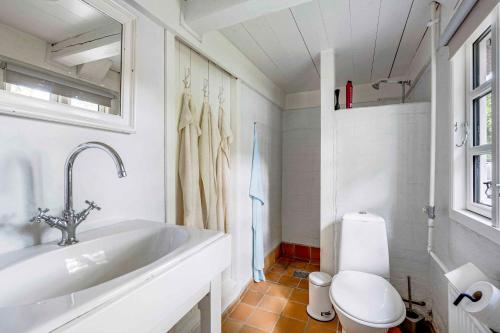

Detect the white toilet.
[{"left": 329, "top": 212, "right": 406, "bottom": 333}]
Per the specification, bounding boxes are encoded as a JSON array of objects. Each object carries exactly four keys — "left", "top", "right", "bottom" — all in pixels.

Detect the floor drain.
[{"left": 293, "top": 270, "right": 309, "bottom": 279}]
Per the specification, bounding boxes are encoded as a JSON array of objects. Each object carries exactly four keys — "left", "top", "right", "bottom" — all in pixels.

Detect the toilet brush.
[{"left": 401, "top": 276, "right": 424, "bottom": 333}]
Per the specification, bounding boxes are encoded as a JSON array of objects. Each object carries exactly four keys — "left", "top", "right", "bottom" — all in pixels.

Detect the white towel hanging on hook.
[
  {"left": 199, "top": 76, "right": 220, "bottom": 230},
  {"left": 178, "top": 80, "right": 202, "bottom": 228},
  {"left": 216, "top": 85, "right": 232, "bottom": 232}
]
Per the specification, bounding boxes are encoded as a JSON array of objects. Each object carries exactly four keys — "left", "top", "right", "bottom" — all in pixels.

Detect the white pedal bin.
[{"left": 307, "top": 272, "right": 335, "bottom": 322}]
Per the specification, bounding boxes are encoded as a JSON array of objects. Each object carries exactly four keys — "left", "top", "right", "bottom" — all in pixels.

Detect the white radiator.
[{"left": 448, "top": 285, "right": 491, "bottom": 333}]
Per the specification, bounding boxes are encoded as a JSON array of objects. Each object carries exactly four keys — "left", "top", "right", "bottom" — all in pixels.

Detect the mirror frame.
[{"left": 0, "top": 0, "right": 136, "bottom": 133}]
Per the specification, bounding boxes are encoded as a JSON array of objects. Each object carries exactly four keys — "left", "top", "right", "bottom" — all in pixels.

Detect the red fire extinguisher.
[{"left": 345, "top": 81, "right": 353, "bottom": 109}]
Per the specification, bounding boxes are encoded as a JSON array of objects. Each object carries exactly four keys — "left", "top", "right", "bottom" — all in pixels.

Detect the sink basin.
[
  {"left": 0, "top": 220, "right": 231, "bottom": 333},
  {"left": 0, "top": 220, "right": 189, "bottom": 307}
]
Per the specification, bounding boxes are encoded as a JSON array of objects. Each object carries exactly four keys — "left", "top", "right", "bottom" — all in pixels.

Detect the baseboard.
[
  {"left": 222, "top": 244, "right": 282, "bottom": 321},
  {"left": 280, "top": 242, "right": 320, "bottom": 262}
]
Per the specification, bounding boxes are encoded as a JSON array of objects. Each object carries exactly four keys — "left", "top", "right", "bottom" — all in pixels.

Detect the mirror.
[{"left": 0, "top": 0, "right": 136, "bottom": 133}]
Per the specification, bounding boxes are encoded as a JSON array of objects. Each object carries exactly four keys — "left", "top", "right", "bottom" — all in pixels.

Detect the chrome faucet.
[{"left": 31, "top": 142, "right": 126, "bottom": 246}]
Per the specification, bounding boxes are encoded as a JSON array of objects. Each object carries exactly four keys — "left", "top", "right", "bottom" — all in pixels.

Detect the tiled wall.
[
  {"left": 333, "top": 103, "right": 431, "bottom": 312},
  {"left": 280, "top": 242, "right": 320, "bottom": 263},
  {"left": 281, "top": 108, "right": 321, "bottom": 247}
]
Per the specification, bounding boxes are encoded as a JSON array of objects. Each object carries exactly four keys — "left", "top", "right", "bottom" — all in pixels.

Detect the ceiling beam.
[
  {"left": 49, "top": 24, "right": 121, "bottom": 68},
  {"left": 183, "top": 0, "right": 313, "bottom": 35}
]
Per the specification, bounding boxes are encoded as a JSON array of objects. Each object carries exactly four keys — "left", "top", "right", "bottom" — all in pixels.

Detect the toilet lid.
[{"left": 330, "top": 271, "right": 405, "bottom": 325}]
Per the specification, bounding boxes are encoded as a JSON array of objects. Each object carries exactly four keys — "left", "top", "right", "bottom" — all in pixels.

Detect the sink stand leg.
[{"left": 199, "top": 274, "right": 222, "bottom": 333}]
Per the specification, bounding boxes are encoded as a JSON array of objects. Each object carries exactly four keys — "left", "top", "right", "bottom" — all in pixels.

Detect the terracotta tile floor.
[
  {"left": 222, "top": 258, "right": 410, "bottom": 333},
  {"left": 223, "top": 258, "right": 342, "bottom": 333}
]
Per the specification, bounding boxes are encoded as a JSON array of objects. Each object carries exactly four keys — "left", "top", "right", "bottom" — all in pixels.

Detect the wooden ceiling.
[{"left": 222, "top": 0, "right": 458, "bottom": 93}]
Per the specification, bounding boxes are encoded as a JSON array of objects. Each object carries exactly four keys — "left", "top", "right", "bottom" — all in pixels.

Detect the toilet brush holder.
[
  {"left": 401, "top": 276, "right": 424, "bottom": 333},
  {"left": 401, "top": 309, "right": 424, "bottom": 333}
]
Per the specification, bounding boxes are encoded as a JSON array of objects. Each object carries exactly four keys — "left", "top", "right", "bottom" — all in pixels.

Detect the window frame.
[
  {"left": 0, "top": 0, "right": 136, "bottom": 133},
  {"left": 465, "top": 26, "right": 494, "bottom": 218},
  {"left": 451, "top": 6, "right": 500, "bottom": 245}
]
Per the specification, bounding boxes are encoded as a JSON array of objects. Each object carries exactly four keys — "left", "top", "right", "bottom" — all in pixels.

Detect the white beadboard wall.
[
  {"left": 332, "top": 103, "right": 431, "bottom": 311},
  {"left": 0, "top": 5, "right": 165, "bottom": 255},
  {"left": 174, "top": 41, "right": 233, "bottom": 225},
  {"left": 281, "top": 107, "right": 320, "bottom": 247},
  {"left": 173, "top": 41, "right": 283, "bottom": 303},
  {"left": 231, "top": 82, "right": 283, "bottom": 291}
]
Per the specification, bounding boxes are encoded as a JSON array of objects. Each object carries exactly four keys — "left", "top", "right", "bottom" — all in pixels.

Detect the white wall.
[
  {"left": 285, "top": 82, "right": 408, "bottom": 112},
  {"left": 401, "top": 4, "right": 500, "bottom": 331},
  {"left": 174, "top": 41, "right": 233, "bottom": 225},
  {"left": 171, "top": 42, "right": 284, "bottom": 309},
  {"left": 230, "top": 82, "right": 283, "bottom": 298},
  {"left": 281, "top": 107, "right": 320, "bottom": 247},
  {"left": 428, "top": 47, "right": 500, "bottom": 333},
  {"left": 332, "top": 103, "right": 431, "bottom": 311},
  {"left": 406, "top": 64, "right": 431, "bottom": 103},
  {"left": 0, "top": 5, "right": 165, "bottom": 254},
  {"left": 126, "top": 0, "right": 285, "bottom": 108}
]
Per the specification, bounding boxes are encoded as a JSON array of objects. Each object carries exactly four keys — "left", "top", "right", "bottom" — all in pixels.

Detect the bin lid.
[{"left": 309, "top": 272, "right": 332, "bottom": 287}]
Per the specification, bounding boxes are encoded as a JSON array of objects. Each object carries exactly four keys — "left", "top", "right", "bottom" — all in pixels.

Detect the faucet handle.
[
  {"left": 85, "top": 200, "right": 101, "bottom": 211},
  {"left": 31, "top": 208, "right": 49, "bottom": 223}
]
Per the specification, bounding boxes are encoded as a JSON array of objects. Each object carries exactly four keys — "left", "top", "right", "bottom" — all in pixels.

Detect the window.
[
  {"left": 467, "top": 27, "right": 494, "bottom": 217},
  {"left": 0, "top": 60, "right": 117, "bottom": 115},
  {"left": 5, "top": 83, "right": 51, "bottom": 101},
  {"left": 451, "top": 7, "right": 500, "bottom": 245}
]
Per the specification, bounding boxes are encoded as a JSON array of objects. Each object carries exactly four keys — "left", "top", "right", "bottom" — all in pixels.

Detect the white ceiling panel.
[
  {"left": 371, "top": 0, "right": 413, "bottom": 81},
  {"left": 289, "top": 1, "right": 329, "bottom": 78},
  {"left": 317, "top": 0, "right": 353, "bottom": 85},
  {"left": 222, "top": 24, "right": 289, "bottom": 88},
  {"left": 221, "top": 0, "right": 456, "bottom": 93},
  {"left": 390, "top": 0, "right": 431, "bottom": 78},
  {"left": 348, "top": 0, "right": 381, "bottom": 84},
  {"left": 229, "top": 9, "right": 319, "bottom": 93},
  {"left": 261, "top": 9, "right": 320, "bottom": 91}
]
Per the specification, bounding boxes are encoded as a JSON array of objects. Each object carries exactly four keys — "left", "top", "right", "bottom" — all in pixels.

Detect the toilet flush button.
[{"left": 359, "top": 211, "right": 367, "bottom": 214}]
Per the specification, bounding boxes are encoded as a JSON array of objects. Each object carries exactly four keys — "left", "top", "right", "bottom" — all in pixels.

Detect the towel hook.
[
  {"left": 183, "top": 67, "right": 191, "bottom": 89},
  {"left": 203, "top": 79, "right": 209, "bottom": 98},
  {"left": 454, "top": 121, "right": 469, "bottom": 147}
]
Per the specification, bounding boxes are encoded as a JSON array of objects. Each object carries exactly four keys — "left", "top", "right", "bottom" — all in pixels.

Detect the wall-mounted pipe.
[{"left": 427, "top": 2, "right": 438, "bottom": 255}]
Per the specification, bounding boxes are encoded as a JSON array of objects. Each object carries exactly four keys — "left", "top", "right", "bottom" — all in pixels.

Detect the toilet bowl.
[{"left": 329, "top": 212, "right": 405, "bottom": 333}]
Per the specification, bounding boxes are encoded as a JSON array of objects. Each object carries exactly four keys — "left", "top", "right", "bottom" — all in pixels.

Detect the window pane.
[
  {"left": 473, "top": 92, "right": 492, "bottom": 146},
  {"left": 473, "top": 28, "right": 493, "bottom": 88},
  {"left": 473, "top": 154, "right": 492, "bottom": 206},
  {"left": 70, "top": 98, "right": 99, "bottom": 112},
  {"left": 6, "top": 83, "right": 50, "bottom": 101}
]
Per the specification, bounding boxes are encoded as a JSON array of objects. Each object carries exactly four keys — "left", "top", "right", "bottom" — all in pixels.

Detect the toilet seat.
[{"left": 329, "top": 271, "right": 405, "bottom": 326}]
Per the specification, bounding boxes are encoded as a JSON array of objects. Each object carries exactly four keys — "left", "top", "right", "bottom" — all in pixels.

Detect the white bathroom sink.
[{"left": 0, "top": 220, "right": 231, "bottom": 332}]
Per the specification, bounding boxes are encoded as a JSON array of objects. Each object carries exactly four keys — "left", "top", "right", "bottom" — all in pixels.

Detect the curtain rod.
[{"left": 439, "top": 0, "right": 478, "bottom": 47}]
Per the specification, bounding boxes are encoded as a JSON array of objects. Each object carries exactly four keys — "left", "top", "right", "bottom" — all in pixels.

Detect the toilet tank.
[{"left": 338, "top": 212, "right": 390, "bottom": 279}]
